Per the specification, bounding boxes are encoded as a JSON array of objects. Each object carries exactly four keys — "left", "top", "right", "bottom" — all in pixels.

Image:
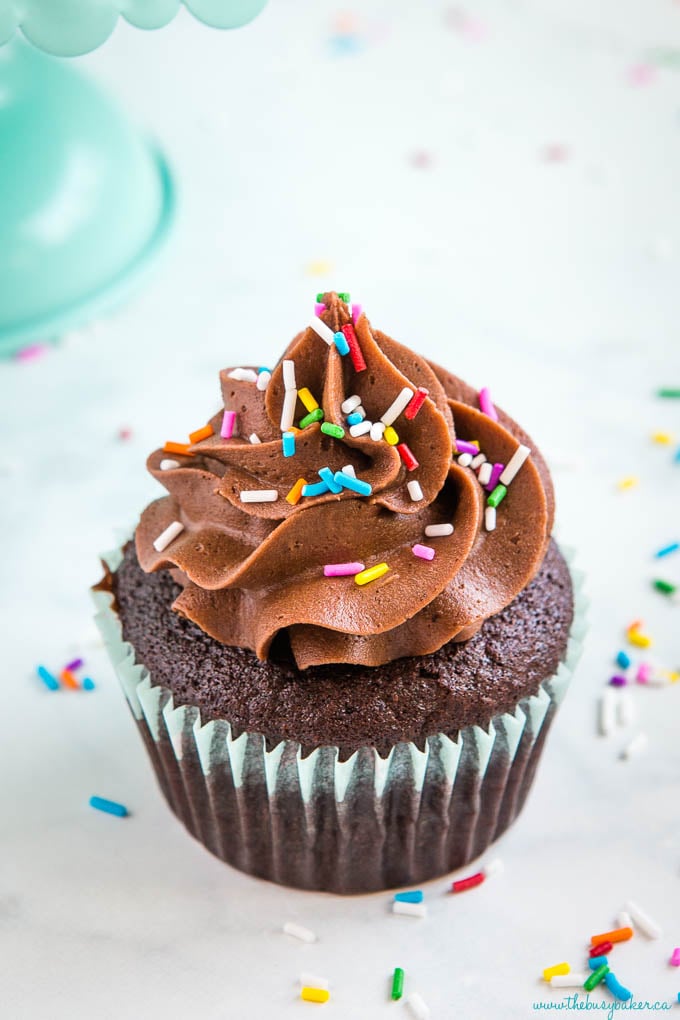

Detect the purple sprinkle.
[
  {"left": 609, "top": 675, "right": 628, "bottom": 687},
  {"left": 485, "top": 463, "right": 505, "bottom": 492},
  {"left": 455, "top": 440, "right": 480, "bottom": 456},
  {"left": 64, "top": 658, "right": 83, "bottom": 672}
]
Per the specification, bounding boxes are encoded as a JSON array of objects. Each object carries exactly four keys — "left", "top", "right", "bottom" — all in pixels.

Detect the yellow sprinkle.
[
  {"left": 470, "top": 439, "right": 480, "bottom": 449},
  {"left": 355, "top": 563, "right": 389, "bottom": 586},
  {"left": 628, "top": 631, "right": 652, "bottom": 649},
  {"left": 651, "top": 432, "right": 674, "bottom": 445},
  {"left": 188, "top": 424, "right": 213, "bottom": 444},
  {"left": 543, "top": 963, "right": 570, "bottom": 982},
  {"left": 286, "top": 478, "right": 307, "bottom": 505},
  {"left": 617, "top": 476, "right": 639, "bottom": 490},
  {"left": 384, "top": 425, "right": 399, "bottom": 445},
  {"left": 298, "top": 387, "right": 319, "bottom": 413},
  {"left": 661, "top": 670, "right": 679, "bottom": 683},
  {"left": 305, "top": 260, "right": 334, "bottom": 277},
  {"left": 301, "top": 987, "right": 330, "bottom": 1004}
]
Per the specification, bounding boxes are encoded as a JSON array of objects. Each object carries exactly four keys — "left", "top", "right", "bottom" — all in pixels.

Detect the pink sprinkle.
[
  {"left": 65, "top": 658, "right": 83, "bottom": 672},
  {"left": 14, "top": 343, "right": 50, "bottom": 363},
  {"left": 314, "top": 302, "right": 326, "bottom": 316},
  {"left": 221, "top": 410, "right": 236, "bottom": 439},
  {"left": 485, "top": 463, "right": 504, "bottom": 492},
  {"left": 627, "top": 63, "right": 656, "bottom": 87},
  {"left": 412, "top": 544, "right": 435, "bottom": 561},
  {"left": 542, "top": 143, "right": 570, "bottom": 163},
  {"left": 479, "top": 386, "right": 498, "bottom": 421},
  {"left": 118, "top": 427, "right": 133, "bottom": 441},
  {"left": 351, "top": 303, "right": 362, "bottom": 324},
  {"left": 670, "top": 948, "right": 680, "bottom": 967},
  {"left": 636, "top": 663, "right": 652, "bottom": 684},
  {"left": 324, "top": 562, "right": 365, "bottom": 577}
]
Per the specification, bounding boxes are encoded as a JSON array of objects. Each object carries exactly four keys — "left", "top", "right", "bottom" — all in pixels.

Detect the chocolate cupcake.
[{"left": 94, "top": 292, "right": 585, "bottom": 894}]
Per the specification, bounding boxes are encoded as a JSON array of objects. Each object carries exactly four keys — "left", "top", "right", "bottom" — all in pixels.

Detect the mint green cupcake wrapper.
[{"left": 93, "top": 539, "right": 586, "bottom": 894}]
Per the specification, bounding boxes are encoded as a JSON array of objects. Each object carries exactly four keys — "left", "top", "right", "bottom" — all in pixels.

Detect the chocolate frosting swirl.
[{"left": 136, "top": 294, "right": 555, "bottom": 668}]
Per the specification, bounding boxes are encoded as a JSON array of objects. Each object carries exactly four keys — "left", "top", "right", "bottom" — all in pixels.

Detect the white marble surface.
[{"left": 3, "top": 1, "right": 680, "bottom": 1017}]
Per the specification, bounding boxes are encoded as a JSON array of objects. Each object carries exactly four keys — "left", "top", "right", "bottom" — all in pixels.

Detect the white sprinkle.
[
  {"left": 240, "top": 489, "right": 278, "bottom": 503},
  {"left": 499, "top": 444, "right": 531, "bottom": 486},
  {"left": 393, "top": 901, "right": 427, "bottom": 919},
  {"left": 381, "top": 387, "right": 414, "bottom": 427},
  {"left": 353, "top": 405, "right": 367, "bottom": 420},
  {"left": 341, "top": 464, "right": 356, "bottom": 478},
  {"left": 625, "top": 900, "right": 662, "bottom": 939},
  {"left": 300, "top": 973, "right": 328, "bottom": 991},
  {"left": 249, "top": 433, "right": 262, "bottom": 444},
  {"left": 485, "top": 506, "right": 496, "bottom": 532},
  {"left": 483, "top": 857, "right": 504, "bottom": 878},
  {"left": 478, "top": 462, "right": 492, "bottom": 486},
  {"left": 425, "top": 523, "right": 454, "bottom": 537},
  {"left": 471, "top": 453, "right": 487, "bottom": 469},
  {"left": 458, "top": 453, "right": 473, "bottom": 467},
  {"left": 153, "top": 520, "right": 184, "bottom": 552},
  {"left": 341, "top": 394, "right": 362, "bottom": 414},
  {"left": 599, "top": 688, "right": 616, "bottom": 736},
  {"left": 370, "top": 421, "right": 386, "bottom": 442},
  {"left": 349, "top": 421, "right": 372, "bottom": 437},
  {"left": 159, "top": 459, "right": 180, "bottom": 471},
  {"left": 280, "top": 388, "right": 297, "bottom": 432},
  {"left": 256, "top": 370, "right": 271, "bottom": 391},
  {"left": 227, "top": 368, "right": 258, "bottom": 382},
  {"left": 617, "top": 910, "right": 633, "bottom": 929},
  {"left": 309, "top": 315, "right": 335, "bottom": 345},
  {"left": 621, "top": 732, "right": 648, "bottom": 760},
  {"left": 551, "top": 974, "right": 590, "bottom": 989},
  {"left": 406, "top": 992, "right": 430, "bottom": 1020},
  {"left": 283, "top": 921, "right": 317, "bottom": 943},
  {"left": 282, "top": 360, "right": 296, "bottom": 391},
  {"left": 407, "top": 480, "right": 424, "bottom": 502},
  {"left": 617, "top": 690, "right": 635, "bottom": 727}
]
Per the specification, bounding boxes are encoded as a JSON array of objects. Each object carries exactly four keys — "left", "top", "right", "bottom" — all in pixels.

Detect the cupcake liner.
[{"left": 93, "top": 540, "right": 586, "bottom": 894}]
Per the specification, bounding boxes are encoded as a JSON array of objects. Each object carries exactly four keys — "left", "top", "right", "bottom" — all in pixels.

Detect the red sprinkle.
[
  {"left": 341, "top": 323, "right": 367, "bottom": 373},
  {"left": 396, "top": 443, "right": 419, "bottom": 471},
  {"left": 451, "top": 871, "right": 485, "bottom": 893},
  {"left": 404, "top": 387, "right": 429, "bottom": 420},
  {"left": 589, "top": 941, "right": 613, "bottom": 958}
]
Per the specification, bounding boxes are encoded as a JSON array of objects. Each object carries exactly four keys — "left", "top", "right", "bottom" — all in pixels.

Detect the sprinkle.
[
  {"left": 621, "top": 733, "right": 648, "bottom": 760},
  {"left": 413, "top": 544, "right": 435, "bottom": 561},
  {"left": 341, "top": 464, "right": 356, "bottom": 478},
  {"left": 652, "top": 431, "right": 674, "bottom": 444},
  {"left": 349, "top": 421, "right": 372, "bottom": 437},
  {"left": 256, "top": 370, "right": 271, "bottom": 391},
  {"left": 334, "top": 471, "right": 372, "bottom": 496},
  {"left": 425, "top": 523, "right": 453, "bottom": 537},
  {"left": 657, "top": 388, "right": 680, "bottom": 398},
  {"left": 314, "top": 302, "right": 325, "bottom": 316},
  {"left": 163, "top": 441, "right": 193, "bottom": 456},
  {"left": 239, "top": 490, "right": 278, "bottom": 503},
  {"left": 636, "top": 663, "right": 652, "bottom": 684},
  {"left": 391, "top": 967, "right": 405, "bottom": 1001},
  {"left": 604, "top": 973, "right": 632, "bottom": 1002},
  {"left": 392, "top": 901, "right": 427, "bottom": 918},
  {"left": 589, "top": 956, "right": 608, "bottom": 970},
  {"left": 404, "top": 387, "right": 429, "bottom": 420},
  {"left": 471, "top": 453, "right": 487, "bottom": 469},
  {"left": 309, "top": 316, "right": 335, "bottom": 345},
  {"left": 221, "top": 411, "right": 237, "bottom": 439},
  {"left": 14, "top": 342, "right": 50, "bottom": 362},
  {"left": 407, "top": 480, "right": 424, "bottom": 501},
  {"left": 346, "top": 412, "right": 364, "bottom": 426},
  {"left": 318, "top": 467, "right": 342, "bottom": 493},
  {"left": 625, "top": 900, "right": 662, "bottom": 938},
  {"left": 153, "top": 520, "right": 184, "bottom": 552},
  {"left": 627, "top": 62, "right": 656, "bottom": 87},
  {"left": 160, "top": 458, "right": 180, "bottom": 470},
  {"left": 499, "top": 445, "right": 531, "bottom": 486},
  {"left": 333, "top": 331, "right": 350, "bottom": 355},
  {"left": 300, "top": 408, "right": 324, "bottom": 429},
  {"left": 397, "top": 443, "right": 419, "bottom": 471},
  {"left": 301, "top": 481, "right": 330, "bottom": 497},
  {"left": 616, "top": 651, "right": 631, "bottom": 669},
  {"left": 405, "top": 993, "right": 430, "bottom": 1020},
  {"left": 670, "top": 948, "right": 680, "bottom": 967},
  {"left": 286, "top": 478, "right": 307, "bottom": 505},
  {"left": 487, "top": 484, "right": 507, "bottom": 508},
  {"left": 381, "top": 387, "right": 414, "bottom": 427},
  {"left": 282, "top": 360, "right": 296, "bottom": 391},
  {"left": 227, "top": 368, "right": 258, "bottom": 382},
  {"left": 321, "top": 422, "right": 345, "bottom": 439},
  {"left": 36, "top": 665, "right": 59, "bottom": 691},
  {"left": 590, "top": 942, "right": 613, "bottom": 957},
  {"left": 543, "top": 963, "right": 570, "bottom": 982},
  {"left": 485, "top": 506, "right": 496, "bottom": 531},
  {"left": 484, "top": 858, "right": 504, "bottom": 878},
  {"left": 451, "top": 871, "right": 485, "bottom": 893},
  {"left": 65, "top": 658, "right": 83, "bottom": 672},
  {"left": 283, "top": 921, "right": 316, "bottom": 943},
  {"left": 351, "top": 303, "right": 362, "bottom": 324},
  {"left": 60, "top": 671, "right": 78, "bottom": 691},
  {"left": 455, "top": 441, "right": 479, "bottom": 456},
  {"left": 655, "top": 542, "right": 679, "bottom": 558},
  {"left": 599, "top": 689, "right": 617, "bottom": 736},
  {"left": 282, "top": 431, "right": 296, "bottom": 457},
  {"left": 338, "top": 292, "right": 350, "bottom": 302},
  {"left": 485, "top": 463, "right": 504, "bottom": 492},
  {"left": 395, "top": 890, "right": 424, "bottom": 904},
  {"left": 300, "top": 973, "right": 328, "bottom": 991},
  {"left": 300, "top": 988, "right": 329, "bottom": 1004},
  {"left": 249, "top": 433, "right": 261, "bottom": 444},
  {"left": 383, "top": 426, "right": 399, "bottom": 446},
  {"left": 82, "top": 678, "right": 96, "bottom": 691},
  {"left": 315, "top": 293, "right": 326, "bottom": 303},
  {"left": 341, "top": 323, "right": 367, "bottom": 372},
  {"left": 324, "top": 562, "right": 365, "bottom": 576},
  {"left": 628, "top": 629, "right": 652, "bottom": 649},
  {"left": 189, "top": 424, "right": 213, "bottom": 444},
  {"left": 355, "top": 563, "right": 389, "bottom": 585},
  {"left": 609, "top": 674, "right": 627, "bottom": 687},
  {"left": 479, "top": 386, "right": 498, "bottom": 421},
  {"left": 277, "top": 389, "right": 296, "bottom": 432},
  {"left": 584, "top": 965, "right": 609, "bottom": 991},
  {"left": 298, "top": 387, "right": 319, "bottom": 412},
  {"left": 653, "top": 578, "right": 676, "bottom": 595},
  {"left": 370, "top": 422, "right": 386, "bottom": 442},
  {"left": 478, "top": 462, "right": 492, "bottom": 486},
  {"left": 457, "top": 453, "right": 473, "bottom": 468},
  {"left": 551, "top": 974, "right": 590, "bottom": 988},
  {"left": 617, "top": 910, "right": 633, "bottom": 929},
  {"left": 89, "top": 796, "right": 128, "bottom": 818},
  {"left": 617, "top": 476, "right": 639, "bottom": 490},
  {"left": 342, "top": 394, "right": 362, "bottom": 414}
]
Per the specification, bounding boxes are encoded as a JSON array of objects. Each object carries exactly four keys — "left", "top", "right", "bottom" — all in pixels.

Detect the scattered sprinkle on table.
[
  {"left": 621, "top": 732, "right": 648, "bottom": 760},
  {"left": 625, "top": 900, "right": 662, "bottom": 938},
  {"left": 391, "top": 967, "right": 405, "bottom": 1001},
  {"left": 300, "top": 987, "right": 329, "bottom": 1004},
  {"left": 651, "top": 431, "right": 674, "bottom": 444},
  {"left": 89, "top": 796, "right": 128, "bottom": 818},
  {"left": 394, "top": 890, "right": 423, "bottom": 904},
  {"left": 655, "top": 542, "right": 679, "bottom": 558},
  {"left": 670, "top": 948, "right": 680, "bottom": 967},
  {"left": 584, "top": 964, "right": 609, "bottom": 991},
  {"left": 393, "top": 900, "right": 427, "bottom": 918},
  {"left": 551, "top": 973, "right": 589, "bottom": 988},
  {"left": 657, "top": 388, "right": 680, "bottom": 398},
  {"left": 604, "top": 972, "right": 632, "bottom": 1001},
  {"left": 405, "top": 991, "right": 430, "bottom": 1020},
  {"left": 589, "top": 941, "right": 613, "bottom": 957},
  {"left": 60, "top": 668, "right": 80, "bottom": 690},
  {"left": 283, "top": 921, "right": 316, "bottom": 943},
  {"left": 36, "top": 665, "right": 59, "bottom": 691},
  {"left": 543, "top": 963, "right": 570, "bottom": 981},
  {"left": 300, "top": 973, "right": 328, "bottom": 991},
  {"left": 653, "top": 579, "right": 676, "bottom": 596},
  {"left": 617, "top": 476, "right": 639, "bottom": 490}
]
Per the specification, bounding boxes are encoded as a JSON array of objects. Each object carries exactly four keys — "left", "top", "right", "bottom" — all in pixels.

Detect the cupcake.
[{"left": 94, "top": 292, "right": 584, "bottom": 894}]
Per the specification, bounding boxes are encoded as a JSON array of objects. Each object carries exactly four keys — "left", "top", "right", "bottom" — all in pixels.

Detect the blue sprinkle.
[
  {"left": 589, "top": 956, "right": 608, "bottom": 970},
  {"left": 604, "top": 972, "right": 632, "bottom": 1002},
  {"left": 333, "top": 331, "right": 350, "bottom": 356},
  {"left": 258, "top": 367, "right": 271, "bottom": 374},
  {"left": 616, "top": 650, "right": 631, "bottom": 670},
  {"left": 675, "top": 446, "right": 680, "bottom": 463},
  {"left": 318, "top": 467, "right": 342, "bottom": 493},
  {"left": 334, "top": 471, "right": 372, "bottom": 496},
  {"left": 394, "top": 890, "right": 423, "bottom": 904},
  {"left": 301, "top": 480, "right": 331, "bottom": 497},
  {"left": 346, "top": 411, "right": 364, "bottom": 426},
  {"left": 282, "top": 431, "right": 296, "bottom": 457},
  {"left": 89, "top": 796, "right": 128, "bottom": 818},
  {"left": 655, "top": 541, "right": 679, "bottom": 558},
  {"left": 82, "top": 677, "right": 96, "bottom": 691},
  {"left": 36, "top": 665, "right": 59, "bottom": 691}
]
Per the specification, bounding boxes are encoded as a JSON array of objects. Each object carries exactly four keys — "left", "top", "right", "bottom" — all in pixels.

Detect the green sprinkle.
[
  {"left": 487, "top": 484, "right": 507, "bottom": 508},
  {"left": 657, "top": 388, "right": 680, "bottom": 398},
  {"left": 299, "top": 408, "right": 324, "bottom": 429},
  {"left": 320, "top": 422, "right": 345, "bottom": 439},
  {"left": 391, "top": 968, "right": 404, "bottom": 1001},
  {"left": 653, "top": 579, "right": 677, "bottom": 595},
  {"left": 584, "top": 964, "right": 609, "bottom": 992},
  {"left": 315, "top": 293, "right": 325, "bottom": 302},
  {"left": 338, "top": 292, "right": 350, "bottom": 302}
]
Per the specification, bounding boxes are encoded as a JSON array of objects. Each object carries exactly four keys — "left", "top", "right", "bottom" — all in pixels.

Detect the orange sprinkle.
[
  {"left": 164, "top": 441, "right": 194, "bottom": 456},
  {"left": 590, "top": 927, "right": 633, "bottom": 946},
  {"left": 189, "top": 425, "right": 213, "bottom": 444},
  {"left": 286, "top": 478, "right": 307, "bottom": 505},
  {"left": 60, "top": 669, "right": 80, "bottom": 690}
]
